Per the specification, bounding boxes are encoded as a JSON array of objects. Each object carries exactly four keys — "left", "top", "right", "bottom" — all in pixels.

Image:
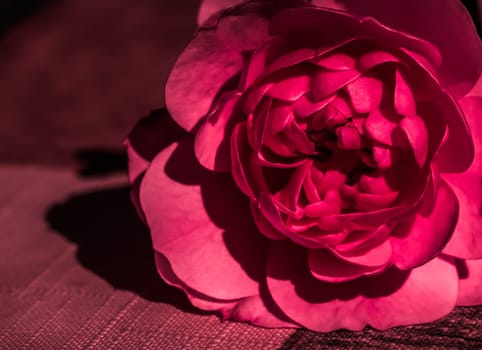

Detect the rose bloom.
[{"left": 126, "top": 0, "right": 482, "bottom": 331}]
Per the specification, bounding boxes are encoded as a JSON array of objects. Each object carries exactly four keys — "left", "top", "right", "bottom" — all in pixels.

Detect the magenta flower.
[{"left": 126, "top": 0, "right": 482, "bottom": 331}]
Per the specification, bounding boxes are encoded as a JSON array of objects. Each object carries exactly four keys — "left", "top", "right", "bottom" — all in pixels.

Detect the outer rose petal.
[
  {"left": 390, "top": 180, "right": 459, "bottom": 270},
  {"left": 267, "top": 241, "right": 458, "bottom": 331},
  {"left": 140, "top": 138, "right": 267, "bottom": 300},
  {"left": 125, "top": 110, "right": 188, "bottom": 221},
  {"left": 312, "top": 0, "right": 482, "bottom": 96},
  {"left": 195, "top": 92, "right": 241, "bottom": 172},
  {"left": 165, "top": 30, "right": 243, "bottom": 132},
  {"left": 443, "top": 95, "right": 482, "bottom": 259},
  {"left": 456, "top": 258, "right": 482, "bottom": 306},
  {"left": 125, "top": 109, "right": 187, "bottom": 182},
  {"left": 155, "top": 252, "right": 297, "bottom": 328},
  {"left": 197, "top": 0, "right": 246, "bottom": 27}
]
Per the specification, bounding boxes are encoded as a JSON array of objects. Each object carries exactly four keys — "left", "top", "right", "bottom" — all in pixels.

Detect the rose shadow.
[{"left": 45, "top": 154, "right": 206, "bottom": 315}]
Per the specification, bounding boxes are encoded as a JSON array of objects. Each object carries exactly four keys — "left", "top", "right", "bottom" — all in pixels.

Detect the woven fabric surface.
[{"left": 0, "top": 1, "right": 481, "bottom": 349}]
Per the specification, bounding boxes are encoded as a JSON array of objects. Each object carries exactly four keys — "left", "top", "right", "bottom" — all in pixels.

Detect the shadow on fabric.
[{"left": 45, "top": 154, "right": 205, "bottom": 315}]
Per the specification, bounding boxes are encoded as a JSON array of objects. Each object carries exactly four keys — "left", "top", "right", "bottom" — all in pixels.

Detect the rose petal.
[
  {"left": 363, "top": 109, "right": 398, "bottom": 146},
  {"left": 313, "top": 52, "right": 356, "bottom": 71},
  {"left": 140, "top": 138, "right": 265, "bottom": 300},
  {"left": 456, "top": 258, "right": 482, "bottom": 306},
  {"left": 311, "top": 69, "right": 360, "bottom": 101},
  {"left": 293, "top": 94, "right": 334, "bottom": 118},
  {"left": 195, "top": 92, "right": 241, "bottom": 172},
  {"left": 267, "top": 240, "right": 458, "bottom": 331},
  {"left": 216, "top": 4, "right": 269, "bottom": 52},
  {"left": 231, "top": 122, "right": 257, "bottom": 198},
  {"left": 345, "top": 76, "right": 383, "bottom": 114},
  {"left": 270, "top": 6, "right": 441, "bottom": 72},
  {"left": 155, "top": 251, "right": 297, "bottom": 327},
  {"left": 399, "top": 115, "right": 429, "bottom": 168},
  {"left": 228, "top": 294, "right": 299, "bottom": 328},
  {"left": 267, "top": 70, "right": 312, "bottom": 101},
  {"left": 197, "top": 0, "right": 245, "bottom": 26},
  {"left": 357, "top": 50, "right": 399, "bottom": 71},
  {"left": 308, "top": 248, "right": 387, "bottom": 283},
  {"left": 166, "top": 31, "right": 243, "bottom": 131},
  {"left": 313, "top": 0, "right": 482, "bottom": 97},
  {"left": 126, "top": 110, "right": 188, "bottom": 182},
  {"left": 250, "top": 202, "right": 285, "bottom": 240},
  {"left": 390, "top": 180, "right": 459, "bottom": 270},
  {"left": 394, "top": 69, "right": 416, "bottom": 117},
  {"left": 333, "top": 239, "right": 392, "bottom": 267},
  {"left": 443, "top": 95, "right": 482, "bottom": 259}
]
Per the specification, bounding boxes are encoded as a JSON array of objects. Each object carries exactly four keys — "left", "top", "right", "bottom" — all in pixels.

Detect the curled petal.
[
  {"left": 443, "top": 95, "right": 482, "bottom": 259},
  {"left": 399, "top": 115, "right": 429, "bottom": 168},
  {"left": 155, "top": 252, "right": 296, "bottom": 328},
  {"left": 357, "top": 50, "right": 399, "bottom": 71},
  {"left": 267, "top": 70, "right": 312, "bottom": 101},
  {"left": 308, "top": 248, "right": 387, "bottom": 283},
  {"left": 195, "top": 92, "right": 241, "bottom": 172},
  {"left": 231, "top": 122, "right": 257, "bottom": 198},
  {"left": 267, "top": 240, "right": 458, "bottom": 331},
  {"left": 141, "top": 138, "right": 266, "bottom": 300},
  {"left": 313, "top": 52, "right": 356, "bottom": 71},
  {"left": 390, "top": 180, "right": 458, "bottom": 270},
  {"left": 166, "top": 31, "right": 243, "bottom": 131},
  {"left": 394, "top": 69, "right": 416, "bottom": 117},
  {"left": 312, "top": 69, "right": 360, "bottom": 101},
  {"left": 333, "top": 239, "right": 392, "bottom": 267}
]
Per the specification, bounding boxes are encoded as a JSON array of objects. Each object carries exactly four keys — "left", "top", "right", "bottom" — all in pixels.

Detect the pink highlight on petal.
[
  {"left": 357, "top": 50, "right": 400, "bottom": 71},
  {"left": 311, "top": 69, "right": 360, "bottom": 101},
  {"left": 372, "top": 145, "right": 395, "bottom": 169},
  {"left": 333, "top": 239, "right": 392, "bottom": 267},
  {"left": 267, "top": 72, "right": 312, "bottom": 101},
  {"left": 363, "top": 109, "right": 398, "bottom": 146},
  {"left": 336, "top": 125, "right": 363, "bottom": 150},
  {"left": 268, "top": 102, "right": 294, "bottom": 133},
  {"left": 394, "top": 69, "right": 416, "bottom": 117},
  {"left": 231, "top": 122, "right": 256, "bottom": 198},
  {"left": 293, "top": 94, "right": 335, "bottom": 118},
  {"left": 359, "top": 172, "right": 395, "bottom": 194},
  {"left": 345, "top": 76, "right": 383, "bottom": 114},
  {"left": 355, "top": 191, "right": 399, "bottom": 212},
  {"left": 313, "top": 52, "right": 356, "bottom": 71},
  {"left": 399, "top": 115, "right": 428, "bottom": 168},
  {"left": 308, "top": 248, "right": 386, "bottom": 283}
]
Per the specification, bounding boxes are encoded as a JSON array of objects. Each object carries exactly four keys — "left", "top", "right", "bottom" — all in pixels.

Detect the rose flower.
[{"left": 126, "top": 0, "right": 482, "bottom": 331}]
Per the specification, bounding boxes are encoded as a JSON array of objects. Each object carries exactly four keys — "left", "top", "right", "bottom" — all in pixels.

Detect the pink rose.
[{"left": 126, "top": 0, "right": 482, "bottom": 331}]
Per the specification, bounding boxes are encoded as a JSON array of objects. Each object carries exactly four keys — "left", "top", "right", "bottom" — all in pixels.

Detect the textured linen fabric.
[{"left": 0, "top": 1, "right": 480, "bottom": 349}]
